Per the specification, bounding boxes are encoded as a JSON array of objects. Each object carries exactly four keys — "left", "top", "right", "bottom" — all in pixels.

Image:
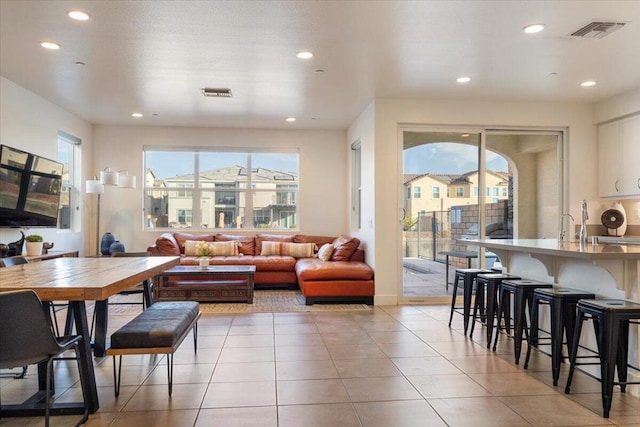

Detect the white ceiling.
[{"left": 1, "top": 0, "right": 639, "bottom": 130}]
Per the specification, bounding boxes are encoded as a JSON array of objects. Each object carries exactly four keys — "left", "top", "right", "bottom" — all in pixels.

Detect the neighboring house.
[
  {"left": 404, "top": 169, "right": 509, "bottom": 220},
  {"left": 149, "top": 166, "right": 298, "bottom": 229}
]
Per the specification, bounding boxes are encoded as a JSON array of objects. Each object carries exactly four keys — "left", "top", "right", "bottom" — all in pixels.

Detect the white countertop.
[{"left": 462, "top": 238, "right": 640, "bottom": 260}]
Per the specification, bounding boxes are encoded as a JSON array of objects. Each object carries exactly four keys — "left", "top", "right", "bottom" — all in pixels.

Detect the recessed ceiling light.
[
  {"left": 75, "top": 61, "right": 86, "bottom": 66},
  {"left": 456, "top": 76, "right": 471, "bottom": 83},
  {"left": 296, "top": 51, "right": 313, "bottom": 59},
  {"left": 131, "top": 113, "right": 143, "bottom": 118},
  {"left": 581, "top": 80, "right": 597, "bottom": 87},
  {"left": 285, "top": 117, "right": 296, "bottom": 122},
  {"left": 461, "top": 133, "right": 470, "bottom": 137},
  {"left": 40, "top": 41, "right": 61, "bottom": 50},
  {"left": 523, "top": 24, "right": 545, "bottom": 34},
  {"left": 68, "top": 10, "right": 90, "bottom": 21}
]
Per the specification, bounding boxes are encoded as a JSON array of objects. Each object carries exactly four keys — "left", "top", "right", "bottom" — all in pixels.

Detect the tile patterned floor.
[{"left": 1, "top": 304, "right": 639, "bottom": 426}]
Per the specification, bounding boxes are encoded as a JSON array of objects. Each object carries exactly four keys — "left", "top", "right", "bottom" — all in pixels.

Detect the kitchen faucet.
[
  {"left": 559, "top": 213, "right": 574, "bottom": 242},
  {"left": 577, "top": 199, "right": 589, "bottom": 245}
]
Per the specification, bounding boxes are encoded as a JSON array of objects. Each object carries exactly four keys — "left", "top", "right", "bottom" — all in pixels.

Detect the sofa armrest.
[{"left": 149, "top": 233, "right": 181, "bottom": 256}]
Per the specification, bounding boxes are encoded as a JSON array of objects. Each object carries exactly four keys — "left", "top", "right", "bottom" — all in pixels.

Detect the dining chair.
[
  {"left": 0, "top": 256, "right": 67, "bottom": 337},
  {"left": 0, "top": 290, "right": 89, "bottom": 427}
]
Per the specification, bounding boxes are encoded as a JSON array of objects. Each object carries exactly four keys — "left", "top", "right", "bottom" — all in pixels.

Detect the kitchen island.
[{"left": 462, "top": 238, "right": 640, "bottom": 397}]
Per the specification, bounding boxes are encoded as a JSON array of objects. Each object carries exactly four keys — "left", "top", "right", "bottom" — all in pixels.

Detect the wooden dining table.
[{"left": 0, "top": 255, "right": 180, "bottom": 417}]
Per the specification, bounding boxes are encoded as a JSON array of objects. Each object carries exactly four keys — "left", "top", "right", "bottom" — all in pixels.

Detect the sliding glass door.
[{"left": 400, "top": 127, "right": 563, "bottom": 303}]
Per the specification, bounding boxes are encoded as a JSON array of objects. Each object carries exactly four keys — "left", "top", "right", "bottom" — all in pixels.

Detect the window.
[
  {"left": 473, "top": 186, "right": 478, "bottom": 197},
  {"left": 57, "top": 131, "right": 80, "bottom": 230},
  {"left": 144, "top": 148, "right": 299, "bottom": 230},
  {"left": 502, "top": 187, "right": 508, "bottom": 197},
  {"left": 351, "top": 140, "right": 361, "bottom": 229},
  {"left": 406, "top": 187, "right": 411, "bottom": 199},
  {"left": 176, "top": 209, "right": 192, "bottom": 225},
  {"left": 492, "top": 187, "right": 499, "bottom": 197},
  {"left": 456, "top": 187, "right": 464, "bottom": 197},
  {"left": 485, "top": 187, "right": 490, "bottom": 196},
  {"left": 432, "top": 186, "right": 440, "bottom": 199},
  {"left": 413, "top": 186, "right": 421, "bottom": 198}
]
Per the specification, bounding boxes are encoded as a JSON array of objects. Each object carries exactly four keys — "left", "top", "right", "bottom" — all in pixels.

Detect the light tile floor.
[{"left": 1, "top": 304, "right": 639, "bottom": 427}]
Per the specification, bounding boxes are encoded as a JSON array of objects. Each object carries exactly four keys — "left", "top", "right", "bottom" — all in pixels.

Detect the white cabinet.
[
  {"left": 598, "top": 115, "right": 640, "bottom": 198},
  {"left": 620, "top": 116, "right": 640, "bottom": 195}
]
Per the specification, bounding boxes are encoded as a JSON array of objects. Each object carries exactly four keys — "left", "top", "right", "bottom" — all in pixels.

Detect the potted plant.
[{"left": 25, "top": 234, "right": 44, "bottom": 256}]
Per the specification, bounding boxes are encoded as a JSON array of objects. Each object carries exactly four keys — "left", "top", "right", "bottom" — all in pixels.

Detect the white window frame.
[{"left": 57, "top": 131, "right": 81, "bottom": 231}]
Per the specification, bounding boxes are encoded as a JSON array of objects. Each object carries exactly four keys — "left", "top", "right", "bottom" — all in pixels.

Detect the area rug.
[{"left": 105, "top": 290, "right": 371, "bottom": 314}]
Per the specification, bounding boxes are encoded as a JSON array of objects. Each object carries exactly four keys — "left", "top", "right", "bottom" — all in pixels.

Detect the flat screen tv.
[{"left": 0, "top": 145, "right": 63, "bottom": 227}]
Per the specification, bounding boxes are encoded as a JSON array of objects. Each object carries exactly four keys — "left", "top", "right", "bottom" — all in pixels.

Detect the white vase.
[
  {"left": 199, "top": 257, "right": 209, "bottom": 269},
  {"left": 25, "top": 241, "right": 43, "bottom": 256}
]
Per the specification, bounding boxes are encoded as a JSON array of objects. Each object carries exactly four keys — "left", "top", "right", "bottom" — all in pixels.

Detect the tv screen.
[{"left": 0, "top": 145, "right": 63, "bottom": 227}]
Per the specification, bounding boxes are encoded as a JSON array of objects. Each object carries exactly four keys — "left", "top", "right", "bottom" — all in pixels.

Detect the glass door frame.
[{"left": 397, "top": 124, "right": 567, "bottom": 305}]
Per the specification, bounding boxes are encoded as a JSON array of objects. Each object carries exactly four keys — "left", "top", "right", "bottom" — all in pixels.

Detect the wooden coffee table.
[{"left": 155, "top": 265, "right": 256, "bottom": 303}]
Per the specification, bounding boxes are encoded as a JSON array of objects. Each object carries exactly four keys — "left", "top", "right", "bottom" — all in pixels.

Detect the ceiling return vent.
[
  {"left": 570, "top": 21, "right": 625, "bottom": 38},
  {"left": 202, "top": 88, "right": 232, "bottom": 97}
]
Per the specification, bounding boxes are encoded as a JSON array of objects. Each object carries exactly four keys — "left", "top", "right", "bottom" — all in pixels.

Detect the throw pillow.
[
  {"left": 330, "top": 235, "right": 360, "bottom": 261},
  {"left": 215, "top": 234, "right": 255, "bottom": 255},
  {"left": 317, "top": 243, "right": 335, "bottom": 261},
  {"left": 255, "top": 233, "right": 294, "bottom": 255},
  {"left": 184, "top": 240, "right": 209, "bottom": 256},
  {"left": 207, "top": 241, "right": 239, "bottom": 256},
  {"left": 260, "top": 242, "right": 316, "bottom": 258}
]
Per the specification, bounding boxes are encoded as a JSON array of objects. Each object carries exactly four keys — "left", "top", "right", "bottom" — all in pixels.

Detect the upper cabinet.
[{"left": 598, "top": 114, "right": 640, "bottom": 198}]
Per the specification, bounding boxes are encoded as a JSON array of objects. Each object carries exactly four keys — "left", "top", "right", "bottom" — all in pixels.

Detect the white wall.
[
  {"left": 92, "top": 125, "right": 348, "bottom": 252},
  {"left": 0, "top": 77, "right": 92, "bottom": 253},
  {"left": 347, "top": 101, "right": 376, "bottom": 266},
  {"left": 349, "top": 98, "right": 595, "bottom": 305}
]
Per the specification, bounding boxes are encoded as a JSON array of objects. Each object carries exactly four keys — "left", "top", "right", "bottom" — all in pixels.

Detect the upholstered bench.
[{"left": 106, "top": 301, "right": 201, "bottom": 397}]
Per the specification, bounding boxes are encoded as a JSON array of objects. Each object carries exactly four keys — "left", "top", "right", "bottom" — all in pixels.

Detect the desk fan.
[{"left": 600, "top": 202, "right": 627, "bottom": 236}]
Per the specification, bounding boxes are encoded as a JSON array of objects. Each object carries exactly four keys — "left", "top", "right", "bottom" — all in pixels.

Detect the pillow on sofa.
[
  {"left": 215, "top": 234, "right": 255, "bottom": 256},
  {"left": 317, "top": 243, "right": 335, "bottom": 261},
  {"left": 261, "top": 242, "right": 316, "bottom": 258},
  {"left": 330, "top": 235, "right": 360, "bottom": 261},
  {"left": 174, "top": 232, "right": 215, "bottom": 253},
  {"left": 184, "top": 240, "right": 210, "bottom": 256},
  {"left": 255, "top": 233, "right": 294, "bottom": 255},
  {"left": 208, "top": 241, "right": 239, "bottom": 256}
]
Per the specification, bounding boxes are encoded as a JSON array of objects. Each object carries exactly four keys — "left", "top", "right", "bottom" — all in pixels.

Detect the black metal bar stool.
[
  {"left": 470, "top": 273, "right": 520, "bottom": 346},
  {"left": 493, "top": 279, "right": 553, "bottom": 364},
  {"left": 448, "top": 268, "right": 491, "bottom": 335},
  {"left": 565, "top": 299, "right": 640, "bottom": 418},
  {"left": 524, "top": 287, "right": 596, "bottom": 385}
]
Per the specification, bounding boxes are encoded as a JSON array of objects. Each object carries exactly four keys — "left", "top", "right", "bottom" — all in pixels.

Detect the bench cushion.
[{"left": 110, "top": 301, "right": 200, "bottom": 349}]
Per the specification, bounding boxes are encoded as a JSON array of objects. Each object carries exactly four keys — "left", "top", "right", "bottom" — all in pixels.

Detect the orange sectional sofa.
[{"left": 147, "top": 232, "right": 375, "bottom": 305}]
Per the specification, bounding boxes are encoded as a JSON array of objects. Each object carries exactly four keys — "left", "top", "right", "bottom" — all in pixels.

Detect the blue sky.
[
  {"left": 146, "top": 151, "right": 299, "bottom": 180},
  {"left": 403, "top": 143, "right": 508, "bottom": 174}
]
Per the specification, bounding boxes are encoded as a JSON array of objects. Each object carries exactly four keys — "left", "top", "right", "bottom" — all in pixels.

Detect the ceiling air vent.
[
  {"left": 202, "top": 88, "right": 232, "bottom": 97},
  {"left": 570, "top": 21, "right": 625, "bottom": 38}
]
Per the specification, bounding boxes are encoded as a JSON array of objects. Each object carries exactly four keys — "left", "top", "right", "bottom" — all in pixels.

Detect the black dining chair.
[
  {"left": 0, "top": 256, "right": 67, "bottom": 337},
  {"left": 0, "top": 290, "right": 89, "bottom": 427}
]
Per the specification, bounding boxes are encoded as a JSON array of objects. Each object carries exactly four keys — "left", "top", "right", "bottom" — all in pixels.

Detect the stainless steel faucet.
[
  {"left": 577, "top": 199, "right": 589, "bottom": 244},
  {"left": 559, "top": 213, "right": 574, "bottom": 241}
]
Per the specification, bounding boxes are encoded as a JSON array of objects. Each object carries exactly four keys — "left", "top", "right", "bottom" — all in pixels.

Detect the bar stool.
[
  {"left": 524, "top": 287, "right": 596, "bottom": 385},
  {"left": 493, "top": 279, "right": 552, "bottom": 364},
  {"left": 448, "top": 268, "right": 491, "bottom": 335},
  {"left": 565, "top": 299, "right": 640, "bottom": 418},
  {"left": 469, "top": 273, "right": 520, "bottom": 346}
]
